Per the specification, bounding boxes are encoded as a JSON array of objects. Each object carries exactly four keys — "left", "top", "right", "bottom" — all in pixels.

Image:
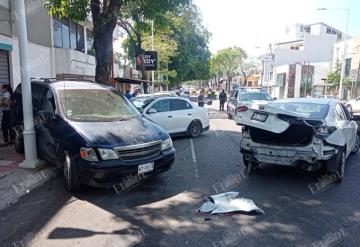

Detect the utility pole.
[
  {"left": 14, "top": 0, "right": 42, "bottom": 168},
  {"left": 151, "top": 20, "right": 155, "bottom": 93}
]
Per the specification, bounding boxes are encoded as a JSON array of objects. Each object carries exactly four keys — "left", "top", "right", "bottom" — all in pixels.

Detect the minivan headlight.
[
  {"left": 80, "top": 147, "right": 98, "bottom": 162},
  {"left": 161, "top": 138, "right": 173, "bottom": 151},
  {"left": 98, "top": 148, "right": 119, "bottom": 160}
]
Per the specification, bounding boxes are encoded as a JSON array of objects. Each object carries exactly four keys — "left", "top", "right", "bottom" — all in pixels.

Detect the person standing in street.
[
  {"left": 198, "top": 91, "right": 205, "bottom": 107},
  {"left": 0, "top": 84, "right": 15, "bottom": 146},
  {"left": 219, "top": 89, "right": 227, "bottom": 111},
  {"left": 124, "top": 90, "right": 132, "bottom": 100}
]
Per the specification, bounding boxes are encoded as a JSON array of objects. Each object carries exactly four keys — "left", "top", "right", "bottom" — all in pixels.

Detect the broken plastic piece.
[{"left": 198, "top": 191, "right": 264, "bottom": 215}]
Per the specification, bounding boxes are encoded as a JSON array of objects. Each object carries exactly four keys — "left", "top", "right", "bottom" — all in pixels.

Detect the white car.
[
  {"left": 132, "top": 96, "right": 210, "bottom": 137},
  {"left": 237, "top": 98, "right": 360, "bottom": 182},
  {"left": 346, "top": 96, "right": 360, "bottom": 113}
]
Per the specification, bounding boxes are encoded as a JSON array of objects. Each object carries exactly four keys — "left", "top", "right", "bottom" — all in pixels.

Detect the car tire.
[
  {"left": 351, "top": 134, "right": 360, "bottom": 154},
  {"left": 63, "top": 151, "right": 81, "bottom": 191},
  {"left": 336, "top": 149, "right": 346, "bottom": 183},
  {"left": 14, "top": 134, "right": 24, "bottom": 154},
  {"left": 346, "top": 104, "right": 353, "bottom": 113},
  {"left": 188, "top": 120, "right": 202, "bottom": 138}
]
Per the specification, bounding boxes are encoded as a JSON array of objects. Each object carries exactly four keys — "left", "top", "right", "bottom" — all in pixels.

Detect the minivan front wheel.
[{"left": 63, "top": 151, "right": 80, "bottom": 191}]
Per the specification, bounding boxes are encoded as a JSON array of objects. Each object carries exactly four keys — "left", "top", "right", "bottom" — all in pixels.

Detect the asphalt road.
[{"left": 1, "top": 101, "right": 360, "bottom": 247}]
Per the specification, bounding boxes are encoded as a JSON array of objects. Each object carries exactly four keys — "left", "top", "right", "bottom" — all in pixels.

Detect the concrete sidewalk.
[{"left": 0, "top": 144, "right": 58, "bottom": 210}]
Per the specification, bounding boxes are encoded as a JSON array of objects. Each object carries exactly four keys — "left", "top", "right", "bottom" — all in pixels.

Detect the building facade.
[
  {"left": 262, "top": 22, "right": 346, "bottom": 98},
  {"left": 0, "top": 0, "right": 123, "bottom": 90}
]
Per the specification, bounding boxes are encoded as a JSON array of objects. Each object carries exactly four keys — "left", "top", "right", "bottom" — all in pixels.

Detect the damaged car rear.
[{"left": 237, "top": 98, "right": 360, "bottom": 182}]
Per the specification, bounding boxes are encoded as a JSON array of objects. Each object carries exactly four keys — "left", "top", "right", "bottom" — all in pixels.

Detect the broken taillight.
[
  {"left": 236, "top": 105, "right": 248, "bottom": 112},
  {"left": 315, "top": 126, "right": 337, "bottom": 139}
]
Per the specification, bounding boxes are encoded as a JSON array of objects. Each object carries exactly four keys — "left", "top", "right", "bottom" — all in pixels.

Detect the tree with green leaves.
[
  {"left": 118, "top": 0, "right": 189, "bottom": 83},
  {"left": 239, "top": 59, "right": 260, "bottom": 86},
  {"left": 168, "top": 5, "right": 211, "bottom": 87},
  {"left": 211, "top": 46, "right": 247, "bottom": 91},
  {"left": 45, "top": 0, "right": 189, "bottom": 85},
  {"left": 45, "top": 0, "right": 123, "bottom": 83}
]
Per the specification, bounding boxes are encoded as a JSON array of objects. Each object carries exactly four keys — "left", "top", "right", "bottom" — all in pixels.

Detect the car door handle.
[
  {"left": 188, "top": 113, "right": 192, "bottom": 116},
  {"left": 168, "top": 116, "right": 173, "bottom": 118}
]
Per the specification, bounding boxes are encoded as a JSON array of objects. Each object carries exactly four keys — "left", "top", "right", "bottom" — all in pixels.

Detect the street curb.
[{"left": 0, "top": 166, "right": 59, "bottom": 210}]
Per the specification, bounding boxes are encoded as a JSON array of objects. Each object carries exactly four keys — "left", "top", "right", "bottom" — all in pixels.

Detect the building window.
[
  {"left": 77, "top": 24, "right": 85, "bottom": 53},
  {"left": 53, "top": 17, "right": 85, "bottom": 53},
  {"left": 345, "top": 58, "right": 352, "bottom": 76},
  {"left": 331, "top": 30, "right": 336, "bottom": 34},
  {"left": 86, "top": 29, "right": 95, "bottom": 56},
  {"left": 304, "top": 26, "right": 311, "bottom": 33},
  {"left": 326, "top": 28, "right": 332, "bottom": 34},
  {"left": 61, "top": 18, "right": 70, "bottom": 49},
  {"left": 337, "top": 33, "right": 342, "bottom": 40}
]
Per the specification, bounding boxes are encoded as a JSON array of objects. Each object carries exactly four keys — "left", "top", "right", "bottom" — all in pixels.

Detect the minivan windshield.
[
  {"left": 58, "top": 89, "right": 140, "bottom": 121},
  {"left": 239, "top": 91, "right": 272, "bottom": 101}
]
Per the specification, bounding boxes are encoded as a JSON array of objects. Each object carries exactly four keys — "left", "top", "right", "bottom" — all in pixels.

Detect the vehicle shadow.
[{"left": 2, "top": 129, "right": 360, "bottom": 246}]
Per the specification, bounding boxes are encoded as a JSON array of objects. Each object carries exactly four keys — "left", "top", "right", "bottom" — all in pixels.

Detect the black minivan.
[{"left": 11, "top": 79, "right": 175, "bottom": 191}]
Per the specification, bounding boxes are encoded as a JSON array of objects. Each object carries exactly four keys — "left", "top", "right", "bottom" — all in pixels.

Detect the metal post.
[
  {"left": 151, "top": 20, "right": 155, "bottom": 93},
  {"left": 339, "top": 8, "right": 350, "bottom": 99},
  {"left": 14, "top": 0, "right": 42, "bottom": 168}
]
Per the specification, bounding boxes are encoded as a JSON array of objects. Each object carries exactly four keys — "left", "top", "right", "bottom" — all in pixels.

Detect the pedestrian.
[
  {"left": 176, "top": 91, "right": 181, "bottom": 97},
  {"left": 219, "top": 89, "right": 227, "bottom": 111},
  {"left": 132, "top": 88, "right": 141, "bottom": 98},
  {"left": 0, "top": 84, "right": 15, "bottom": 146},
  {"left": 198, "top": 91, "right": 205, "bottom": 107},
  {"left": 124, "top": 89, "right": 132, "bottom": 100}
]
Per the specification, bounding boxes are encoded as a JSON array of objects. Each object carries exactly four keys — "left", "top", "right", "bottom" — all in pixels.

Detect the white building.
[
  {"left": 0, "top": 0, "right": 123, "bottom": 90},
  {"left": 262, "top": 22, "right": 346, "bottom": 98}
]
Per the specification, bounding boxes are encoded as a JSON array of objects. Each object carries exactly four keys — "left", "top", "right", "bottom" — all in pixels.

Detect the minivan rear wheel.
[{"left": 63, "top": 151, "right": 80, "bottom": 191}]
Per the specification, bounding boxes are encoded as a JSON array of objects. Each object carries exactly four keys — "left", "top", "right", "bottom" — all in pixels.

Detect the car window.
[
  {"left": 31, "top": 84, "right": 45, "bottom": 99},
  {"left": 170, "top": 99, "right": 192, "bottom": 111},
  {"left": 335, "top": 104, "right": 347, "bottom": 120},
  {"left": 238, "top": 91, "right": 272, "bottom": 101},
  {"left": 270, "top": 102, "right": 329, "bottom": 119},
  {"left": 39, "top": 89, "right": 56, "bottom": 113},
  {"left": 151, "top": 99, "right": 170, "bottom": 113},
  {"left": 340, "top": 104, "right": 351, "bottom": 120}
]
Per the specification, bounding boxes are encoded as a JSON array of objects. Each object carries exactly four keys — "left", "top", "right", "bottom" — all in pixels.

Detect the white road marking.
[{"left": 190, "top": 138, "right": 199, "bottom": 178}]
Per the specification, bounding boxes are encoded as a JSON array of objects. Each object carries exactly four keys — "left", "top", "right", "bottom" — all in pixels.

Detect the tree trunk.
[
  {"left": 227, "top": 74, "right": 232, "bottom": 92},
  {"left": 91, "top": 0, "right": 121, "bottom": 85}
]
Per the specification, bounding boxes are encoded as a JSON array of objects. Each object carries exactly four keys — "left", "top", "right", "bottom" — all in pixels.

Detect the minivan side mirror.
[
  {"left": 147, "top": 108, "right": 157, "bottom": 114},
  {"left": 272, "top": 97, "right": 277, "bottom": 101}
]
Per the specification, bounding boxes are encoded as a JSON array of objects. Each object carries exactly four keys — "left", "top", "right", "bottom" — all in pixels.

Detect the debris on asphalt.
[
  {"left": 198, "top": 191, "right": 265, "bottom": 215},
  {"left": 204, "top": 217, "right": 211, "bottom": 221}
]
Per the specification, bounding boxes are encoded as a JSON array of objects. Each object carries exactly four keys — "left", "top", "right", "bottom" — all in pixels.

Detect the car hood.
[{"left": 68, "top": 116, "right": 168, "bottom": 147}]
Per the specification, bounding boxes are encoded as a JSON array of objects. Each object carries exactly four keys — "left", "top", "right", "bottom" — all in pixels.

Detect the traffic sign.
[{"left": 349, "top": 69, "right": 358, "bottom": 81}]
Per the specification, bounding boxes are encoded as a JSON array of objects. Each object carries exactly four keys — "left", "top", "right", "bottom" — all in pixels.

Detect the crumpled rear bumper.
[{"left": 241, "top": 137, "right": 338, "bottom": 166}]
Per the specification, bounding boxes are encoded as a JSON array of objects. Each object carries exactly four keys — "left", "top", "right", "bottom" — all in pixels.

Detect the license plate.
[
  {"left": 251, "top": 112, "right": 268, "bottom": 122},
  {"left": 138, "top": 162, "right": 154, "bottom": 174}
]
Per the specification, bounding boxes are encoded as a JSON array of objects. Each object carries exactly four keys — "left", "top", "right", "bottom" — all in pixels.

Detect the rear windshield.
[
  {"left": 58, "top": 89, "right": 140, "bottom": 121},
  {"left": 239, "top": 91, "right": 272, "bottom": 101},
  {"left": 269, "top": 102, "right": 330, "bottom": 119},
  {"left": 131, "top": 97, "right": 155, "bottom": 110}
]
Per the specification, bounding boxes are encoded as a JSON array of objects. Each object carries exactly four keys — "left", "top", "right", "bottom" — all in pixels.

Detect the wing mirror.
[
  {"left": 272, "top": 97, "right": 277, "bottom": 101},
  {"left": 147, "top": 108, "right": 157, "bottom": 114}
]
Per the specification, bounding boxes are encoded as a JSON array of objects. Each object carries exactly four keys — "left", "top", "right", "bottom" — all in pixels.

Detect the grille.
[{"left": 114, "top": 141, "right": 162, "bottom": 161}]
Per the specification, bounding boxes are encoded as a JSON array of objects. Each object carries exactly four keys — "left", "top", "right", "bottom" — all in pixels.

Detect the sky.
[{"left": 194, "top": 0, "right": 360, "bottom": 56}]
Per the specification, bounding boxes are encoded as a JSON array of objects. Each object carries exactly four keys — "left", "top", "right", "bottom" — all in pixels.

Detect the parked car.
[
  {"left": 236, "top": 98, "right": 360, "bottom": 182},
  {"left": 345, "top": 96, "right": 360, "bottom": 113},
  {"left": 11, "top": 79, "right": 175, "bottom": 191},
  {"left": 227, "top": 87, "right": 272, "bottom": 119},
  {"left": 132, "top": 96, "right": 210, "bottom": 137}
]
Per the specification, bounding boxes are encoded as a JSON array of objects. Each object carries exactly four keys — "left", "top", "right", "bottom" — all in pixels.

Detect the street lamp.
[{"left": 317, "top": 7, "right": 350, "bottom": 99}]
